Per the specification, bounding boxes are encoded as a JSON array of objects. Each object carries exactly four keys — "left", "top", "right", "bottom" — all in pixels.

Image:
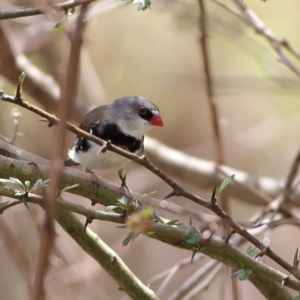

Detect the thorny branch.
[
  {"left": 2, "top": 94, "right": 300, "bottom": 281},
  {"left": 1, "top": 185, "right": 300, "bottom": 298},
  {"left": 282, "top": 148, "right": 300, "bottom": 204},
  {"left": 1, "top": 1, "right": 300, "bottom": 298},
  {"left": 28, "top": 3, "right": 90, "bottom": 300},
  {"left": 212, "top": 0, "right": 300, "bottom": 78},
  {"left": 198, "top": 0, "right": 223, "bottom": 165},
  {"left": 198, "top": 1, "right": 234, "bottom": 298}
]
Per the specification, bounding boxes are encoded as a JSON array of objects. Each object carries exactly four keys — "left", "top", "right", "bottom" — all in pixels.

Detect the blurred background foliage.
[{"left": 0, "top": 0, "right": 300, "bottom": 299}]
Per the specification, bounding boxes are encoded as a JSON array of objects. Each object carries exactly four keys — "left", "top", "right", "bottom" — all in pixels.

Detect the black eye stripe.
[{"left": 137, "top": 106, "right": 154, "bottom": 121}]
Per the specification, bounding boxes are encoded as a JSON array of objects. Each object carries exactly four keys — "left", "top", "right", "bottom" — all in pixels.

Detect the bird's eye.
[{"left": 138, "top": 106, "right": 147, "bottom": 116}]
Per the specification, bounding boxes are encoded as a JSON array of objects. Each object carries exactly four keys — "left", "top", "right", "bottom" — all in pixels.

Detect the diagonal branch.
[
  {"left": 0, "top": 185, "right": 299, "bottom": 300},
  {"left": 0, "top": 22, "right": 88, "bottom": 121},
  {"left": 2, "top": 137, "right": 300, "bottom": 282},
  {"left": 212, "top": 0, "right": 300, "bottom": 78}
]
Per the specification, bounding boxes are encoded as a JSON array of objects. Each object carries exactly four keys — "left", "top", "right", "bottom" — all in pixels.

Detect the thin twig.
[
  {"left": 1, "top": 94, "right": 210, "bottom": 207},
  {"left": 156, "top": 254, "right": 205, "bottom": 296},
  {"left": 197, "top": 2, "right": 232, "bottom": 298},
  {"left": 29, "top": 3, "right": 89, "bottom": 300},
  {"left": 168, "top": 259, "right": 219, "bottom": 300},
  {"left": 214, "top": 0, "right": 300, "bottom": 78},
  {"left": 2, "top": 158, "right": 300, "bottom": 296},
  {"left": 282, "top": 148, "right": 300, "bottom": 203},
  {"left": 0, "top": 22, "right": 88, "bottom": 121},
  {"left": 181, "top": 264, "right": 223, "bottom": 300},
  {"left": 3, "top": 95, "right": 300, "bottom": 280},
  {"left": 120, "top": 255, "right": 205, "bottom": 300},
  {"left": 0, "top": 0, "right": 97, "bottom": 20},
  {"left": 198, "top": 0, "right": 223, "bottom": 165}
]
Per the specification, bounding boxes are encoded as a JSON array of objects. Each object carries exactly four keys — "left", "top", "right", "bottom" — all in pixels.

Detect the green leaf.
[
  {"left": 127, "top": 0, "right": 151, "bottom": 11},
  {"left": 0, "top": 90, "right": 5, "bottom": 100},
  {"left": 0, "top": 202, "right": 10, "bottom": 214},
  {"left": 140, "top": 207, "right": 154, "bottom": 219},
  {"left": 166, "top": 220, "right": 180, "bottom": 226},
  {"left": 140, "top": 191, "right": 156, "bottom": 197},
  {"left": 217, "top": 174, "right": 235, "bottom": 196},
  {"left": 186, "top": 230, "right": 200, "bottom": 246},
  {"left": 231, "top": 268, "right": 252, "bottom": 281},
  {"left": 55, "top": 23, "right": 64, "bottom": 34},
  {"left": 7, "top": 177, "right": 25, "bottom": 189},
  {"left": 166, "top": 219, "right": 183, "bottom": 226},
  {"left": 138, "top": 0, "right": 151, "bottom": 11},
  {"left": 24, "top": 180, "right": 30, "bottom": 190},
  {"left": 147, "top": 231, "right": 155, "bottom": 236},
  {"left": 239, "top": 268, "right": 252, "bottom": 280},
  {"left": 246, "top": 245, "right": 260, "bottom": 257},
  {"left": 60, "top": 183, "right": 79, "bottom": 193},
  {"left": 67, "top": 7, "right": 75, "bottom": 15},
  {"left": 117, "top": 196, "right": 129, "bottom": 206},
  {"left": 18, "top": 71, "right": 27, "bottom": 89},
  {"left": 122, "top": 232, "right": 133, "bottom": 246},
  {"left": 0, "top": 178, "right": 15, "bottom": 185},
  {"left": 31, "top": 179, "right": 49, "bottom": 190},
  {"left": 117, "top": 196, "right": 133, "bottom": 210},
  {"left": 105, "top": 205, "right": 118, "bottom": 212},
  {"left": 231, "top": 269, "right": 243, "bottom": 280},
  {"left": 15, "top": 190, "right": 26, "bottom": 196}
]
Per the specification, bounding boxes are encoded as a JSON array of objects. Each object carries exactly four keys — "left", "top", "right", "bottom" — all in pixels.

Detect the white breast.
[{"left": 68, "top": 141, "right": 130, "bottom": 171}]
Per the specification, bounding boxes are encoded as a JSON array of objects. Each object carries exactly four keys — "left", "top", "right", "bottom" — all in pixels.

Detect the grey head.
[{"left": 109, "top": 96, "right": 163, "bottom": 139}]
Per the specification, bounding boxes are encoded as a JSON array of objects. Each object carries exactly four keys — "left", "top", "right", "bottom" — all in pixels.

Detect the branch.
[
  {"left": 2, "top": 89, "right": 300, "bottom": 280},
  {"left": 180, "top": 264, "right": 223, "bottom": 300},
  {"left": 0, "top": 150, "right": 129, "bottom": 209},
  {"left": 0, "top": 0, "right": 97, "bottom": 20},
  {"left": 1, "top": 130, "right": 294, "bottom": 209},
  {"left": 168, "top": 259, "right": 220, "bottom": 300},
  {"left": 1, "top": 185, "right": 299, "bottom": 299},
  {"left": 0, "top": 22, "right": 88, "bottom": 121},
  {"left": 213, "top": 0, "right": 300, "bottom": 78},
  {"left": 282, "top": 147, "right": 300, "bottom": 203},
  {"left": 56, "top": 209, "right": 159, "bottom": 300},
  {"left": 0, "top": 186, "right": 158, "bottom": 299},
  {"left": 153, "top": 254, "right": 205, "bottom": 296},
  {"left": 145, "top": 138, "right": 290, "bottom": 206},
  {"left": 29, "top": 3, "right": 89, "bottom": 299},
  {"left": 198, "top": 0, "right": 223, "bottom": 165},
  {"left": 0, "top": 94, "right": 211, "bottom": 208},
  {"left": 197, "top": 2, "right": 232, "bottom": 297}
]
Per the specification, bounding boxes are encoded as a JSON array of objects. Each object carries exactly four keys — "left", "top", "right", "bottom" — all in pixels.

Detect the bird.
[
  {"left": 67, "top": 96, "right": 163, "bottom": 228},
  {"left": 68, "top": 95, "right": 163, "bottom": 176}
]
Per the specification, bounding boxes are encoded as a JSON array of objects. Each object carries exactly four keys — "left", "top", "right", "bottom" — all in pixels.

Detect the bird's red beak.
[{"left": 150, "top": 113, "right": 164, "bottom": 127}]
